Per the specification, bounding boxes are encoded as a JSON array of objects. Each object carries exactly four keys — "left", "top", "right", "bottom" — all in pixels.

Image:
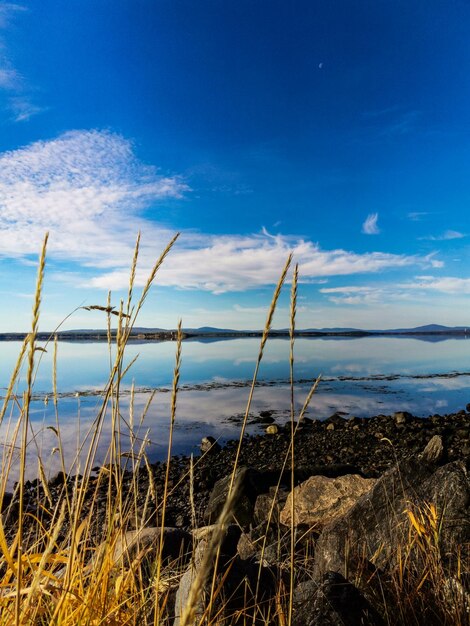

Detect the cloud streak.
[
  {"left": 405, "top": 276, "right": 470, "bottom": 295},
  {"left": 407, "top": 211, "right": 430, "bottom": 222},
  {"left": 86, "top": 236, "right": 431, "bottom": 294},
  {"left": 319, "top": 284, "right": 412, "bottom": 306},
  {"left": 419, "top": 230, "right": 466, "bottom": 241},
  {"left": 0, "top": 3, "right": 43, "bottom": 121},
  {"left": 0, "top": 67, "right": 18, "bottom": 88},
  {"left": 362, "top": 213, "right": 380, "bottom": 235},
  {"left": 0, "top": 130, "right": 441, "bottom": 294},
  {"left": 319, "top": 272, "right": 470, "bottom": 307}
]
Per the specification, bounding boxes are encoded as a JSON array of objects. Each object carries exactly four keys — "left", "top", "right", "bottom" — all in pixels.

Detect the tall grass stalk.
[
  {"left": 179, "top": 473, "right": 243, "bottom": 626},
  {"left": 15, "top": 232, "right": 48, "bottom": 626},
  {"left": 228, "top": 252, "right": 292, "bottom": 494},
  {"left": 288, "top": 263, "right": 298, "bottom": 626},
  {"left": 155, "top": 319, "right": 182, "bottom": 626}
]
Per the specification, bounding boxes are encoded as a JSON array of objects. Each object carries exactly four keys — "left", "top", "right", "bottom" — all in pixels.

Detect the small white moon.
[{"left": 318, "top": 62, "right": 323, "bottom": 69}]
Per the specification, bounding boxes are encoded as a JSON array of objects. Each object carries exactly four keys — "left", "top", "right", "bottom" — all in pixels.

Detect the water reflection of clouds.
[
  {"left": 3, "top": 337, "right": 470, "bottom": 395},
  {"left": 401, "top": 375, "right": 470, "bottom": 392},
  {"left": 330, "top": 363, "right": 380, "bottom": 375},
  {"left": 1, "top": 375, "right": 468, "bottom": 487},
  {"left": 2, "top": 335, "right": 470, "bottom": 485}
]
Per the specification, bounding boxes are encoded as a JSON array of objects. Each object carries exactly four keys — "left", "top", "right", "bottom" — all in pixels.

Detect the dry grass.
[{"left": 0, "top": 235, "right": 468, "bottom": 626}]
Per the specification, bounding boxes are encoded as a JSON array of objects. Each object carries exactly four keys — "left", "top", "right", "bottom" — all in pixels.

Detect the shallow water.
[{"left": 1, "top": 336, "right": 469, "bottom": 482}]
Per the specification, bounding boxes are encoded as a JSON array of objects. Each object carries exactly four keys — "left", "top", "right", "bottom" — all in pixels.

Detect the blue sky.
[{"left": 1, "top": 0, "right": 470, "bottom": 331}]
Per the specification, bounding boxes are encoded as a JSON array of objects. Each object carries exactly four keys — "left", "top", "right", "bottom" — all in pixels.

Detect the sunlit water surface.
[{"left": 1, "top": 336, "right": 469, "bottom": 482}]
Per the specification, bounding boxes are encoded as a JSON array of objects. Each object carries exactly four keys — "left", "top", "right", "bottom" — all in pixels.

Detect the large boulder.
[
  {"left": 110, "top": 527, "right": 192, "bottom": 566},
  {"left": 173, "top": 525, "right": 240, "bottom": 626},
  {"left": 313, "top": 439, "right": 469, "bottom": 581},
  {"left": 237, "top": 521, "right": 290, "bottom": 565},
  {"left": 280, "top": 474, "right": 376, "bottom": 528},
  {"left": 292, "top": 572, "right": 385, "bottom": 626},
  {"left": 204, "top": 467, "right": 265, "bottom": 526},
  {"left": 253, "top": 485, "right": 290, "bottom": 526}
]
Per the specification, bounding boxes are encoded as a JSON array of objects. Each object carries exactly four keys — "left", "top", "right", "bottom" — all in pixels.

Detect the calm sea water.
[{"left": 1, "top": 336, "right": 469, "bottom": 481}]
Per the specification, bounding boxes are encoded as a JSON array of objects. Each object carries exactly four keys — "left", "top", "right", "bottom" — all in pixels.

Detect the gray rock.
[
  {"left": 237, "top": 531, "right": 257, "bottom": 561},
  {"left": 200, "top": 436, "right": 220, "bottom": 454},
  {"left": 173, "top": 524, "right": 242, "bottom": 626},
  {"left": 104, "top": 526, "right": 192, "bottom": 567},
  {"left": 253, "top": 486, "right": 289, "bottom": 526},
  {"left": 173, "top": 535, "right": 208, "bottom": 626},
  {"left": 280, "top": 474, "right": 376, "bottom": 528},
  {"left": 421, "top": 434, "right": 444, "bottom": 463},
  {"left": 313, "top": 453, "right": 470, "bottom": 582},
  {"left": 292, "top": 572, "right": 385, "bottom": 626},
  {"left": 237, "top": 521, "right": 289, "bottom": 565},
  {"left": 393, "top": 411, "right": 412, "bottom": 425},
  {"left": 204, "top": 467, "right": 265, "bottom": 526}
]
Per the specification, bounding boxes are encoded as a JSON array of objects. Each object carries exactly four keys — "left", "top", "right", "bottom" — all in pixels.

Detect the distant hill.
[
  {"left": 303, "top": 327, "right": 363, "bottom": 333},
  {"left": 182, "top": 326, "right": 241, "bottom": 333},
  {"left": 53, "top": 324, "right": 470, "bottom": 336},
  {"left": 1, "top": 324, "right": 469, "bottom": 341},
  {"left": 381, "top": 324, "right": 469, "bottom": 333}
]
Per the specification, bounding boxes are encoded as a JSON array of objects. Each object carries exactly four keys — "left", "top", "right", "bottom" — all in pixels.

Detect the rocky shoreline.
[
  {"left": 3, "top": 407, "right": 469, "bottom": 625},
  {"left": 6, "top": 407, "right": 470, "bottom": 530},
  {"left": 152, "top": 407, "right": 470, "bottom": 527}
]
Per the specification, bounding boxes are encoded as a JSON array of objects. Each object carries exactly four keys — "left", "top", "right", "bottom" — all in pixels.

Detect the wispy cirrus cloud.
[
  {"left": 407, "top": 211, "right": 430, "bottom": 222},
  {"left": 319, "top": 284, "right": 412, "bottom": 306},
  {"left": 419, "top": 230, "right": 466, "bottom": 241},
  {"left": 404, "top": 276, "right": 470, "bottom": 295},
  {"left": 362, "top": 107, "right": 421, "bottom": 138},
  {"left": 0, "top": 67, "right": 18, "bottom": 88},
  {"left": 0, "top": 3, "right": 44, "bottom": 122},
  {"left": 0, "top": 3, "right": 25, "bottom": 27},
  {"left": 362, "top": 213, "right": 380, "bottom": 235},
  {"left": 0, "top": 130, "right": 441, "bottom": 295},
  {"left": 379, "top": 110, "right": 420, "bottom": 137},
  {"left": 0, "top": 129, "right": 188, "bottom": 263},
  {"left": 319, "top": 272, "right": 470, "bottom": 306},
  {"left": 9, "top": 96, "right": 45, "bottom": 121}
]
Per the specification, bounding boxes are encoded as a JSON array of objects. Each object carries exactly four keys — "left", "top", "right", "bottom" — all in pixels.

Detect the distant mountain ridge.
[
  {"left": 1, "top": 324, "right": 468, "bottom": 341},
  {"left": 58, "top": 324, "right": 470, "bottom": 335}
]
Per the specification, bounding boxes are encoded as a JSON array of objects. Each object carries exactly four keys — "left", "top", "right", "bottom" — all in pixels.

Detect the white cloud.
[
  {"left": 86, "top": 237, "right": 427, "bottom": 293},
  {"left": 0, "top": 67, "right": 18, "bottom": 88},
  {"left": 321, "top": 274, "right": 470, "bottom": 307},
  {"left": 404, "top": 276, "right": 470, "bottom": 295},
  {"left": 0, "top": 129, "right": 188, "bottom": 263},
  {"left": 0, "top": 4, "right": 25, "bottom": 28},
  {"left": 319, "top": 284, "right": 418, "bottom": 306},
  {"left": 319, "top": 286, "right": 374, "bottom": 294},
  {"left": 0, "top": 3, "right": 43, "bottom": 121},
  {"left": 362, "top": 212, "right": 380, "bottom": 235},
  {"left": 422, "top": 252, "right": 444, "bottom": 269},
  {"left": 9, "top": 96, "right": 46, "bottom": 121},
  {"left": 419, "top": 230, "right": 466, "bottom": 241},
  {"left": 407, "top": 211, "right": 429, "bottom": 222},
  {"left": 0, "top": 130, "right": 441, "bottom": 295}
]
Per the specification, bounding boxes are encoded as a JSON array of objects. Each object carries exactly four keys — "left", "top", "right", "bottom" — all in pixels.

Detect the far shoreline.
[{"left": 1, "top": 328, "right": 470, "bottom": 342}]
